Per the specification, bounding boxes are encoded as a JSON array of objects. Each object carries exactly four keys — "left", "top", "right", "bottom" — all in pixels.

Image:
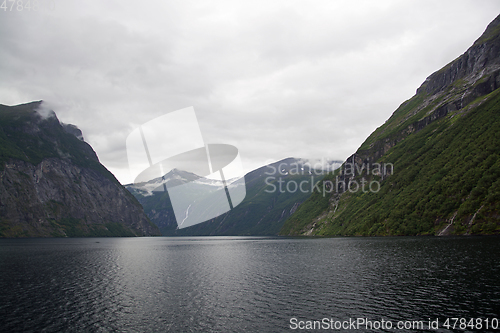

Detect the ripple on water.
[{"left": 0, "top": 236, "right": 499, "bottom": 332}]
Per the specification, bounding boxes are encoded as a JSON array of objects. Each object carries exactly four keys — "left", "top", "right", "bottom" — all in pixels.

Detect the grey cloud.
[{"left": 1, "top": 0, "right": 500, "bottom": 183}]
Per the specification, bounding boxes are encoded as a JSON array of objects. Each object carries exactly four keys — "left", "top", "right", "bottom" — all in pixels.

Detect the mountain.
[
  {"left": 126, "top": 168, "right": 225, "bottom": 232},
  {"left": 126, "top": 158, "right": 341, "bottom": 235},
  {"left": 0, "top": 101, "right": 160, "bottom": 237},
  {"left": 281, "top": 14, "right": 500, "bottom": 236}
]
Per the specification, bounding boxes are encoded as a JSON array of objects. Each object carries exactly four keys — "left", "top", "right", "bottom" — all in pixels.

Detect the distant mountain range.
[
  {"left": 0, "top": 101, "right": 160, "bottom": 237},
  {"left": 281, "top": 14, "right": 500, "bottom": 236},
  {"left": 126, "top": 158, "right": 342, "bottom": 235}
]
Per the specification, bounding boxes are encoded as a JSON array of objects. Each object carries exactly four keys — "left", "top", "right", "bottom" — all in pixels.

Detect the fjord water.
[{"left": 0, "top": 237, "right": 499, "bottom": 332}]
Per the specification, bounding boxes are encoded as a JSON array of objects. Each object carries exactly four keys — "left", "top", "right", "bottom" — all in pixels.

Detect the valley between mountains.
[{"left": 2, "top": 15, "right": 500, "bottom": 237}]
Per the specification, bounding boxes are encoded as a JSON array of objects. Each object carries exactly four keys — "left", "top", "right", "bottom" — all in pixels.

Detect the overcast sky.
[{"left": 1, "top": 0, "right": 500, "bottom": 184}]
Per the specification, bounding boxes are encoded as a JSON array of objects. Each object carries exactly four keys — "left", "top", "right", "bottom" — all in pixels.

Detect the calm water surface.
[{"left": 0, "top": 236, "right": 499, "bottom": 332}]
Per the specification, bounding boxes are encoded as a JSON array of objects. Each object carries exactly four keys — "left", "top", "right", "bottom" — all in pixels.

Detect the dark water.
[{"left": 0, "top": 236, "right": 499, "bottom": 332}]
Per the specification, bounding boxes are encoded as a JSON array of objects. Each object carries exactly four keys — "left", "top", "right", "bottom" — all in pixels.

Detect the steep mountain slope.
[
  {"left": 281, "top": 14, "right": 500, "bottom": 236},
  {"left": 0, "top": 101, "right": 160, "bottom": 237},
  {"left": 127, "top": 158, "right": 341, "bottom": 235}
]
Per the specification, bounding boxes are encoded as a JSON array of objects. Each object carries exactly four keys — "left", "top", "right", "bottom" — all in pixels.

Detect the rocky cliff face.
[
  {"left": 418, "top": 14, "right": 500, "bottom": 97},
  {"left": 356, "top": 14, "right": 500, "bottom": 167},
  {"left": 281, "top": 14, "right": 500, "bottom": 236},
  {"left": 0, "top": 101, "right": 160, "bottom": 237}
]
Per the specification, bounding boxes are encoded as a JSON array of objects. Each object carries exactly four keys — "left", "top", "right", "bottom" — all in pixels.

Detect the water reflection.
[{"left": 0, "top": 236, "right": 499, "bottom": 332}]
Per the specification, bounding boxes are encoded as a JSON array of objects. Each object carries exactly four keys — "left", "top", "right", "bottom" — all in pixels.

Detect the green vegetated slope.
[
  {"left": 0, "top": 101, "right": 160, "bottom": 237},
  {"left": 281, "top": 14, "right": 500, "bottom": 236}
]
